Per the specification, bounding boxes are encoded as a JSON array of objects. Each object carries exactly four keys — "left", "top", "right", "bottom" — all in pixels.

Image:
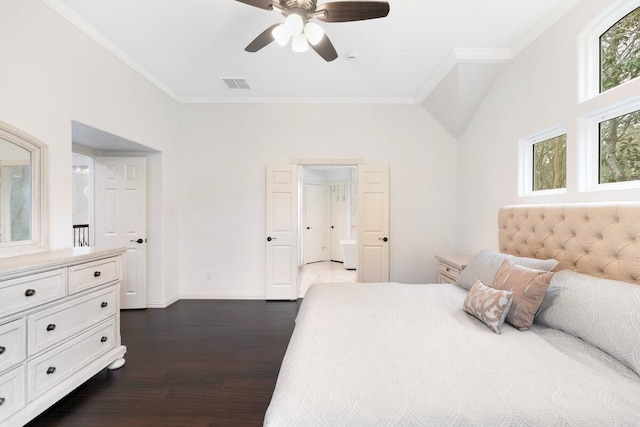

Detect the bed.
[{"left": 264, "top": 203, "right": 640, "bottom": 426}]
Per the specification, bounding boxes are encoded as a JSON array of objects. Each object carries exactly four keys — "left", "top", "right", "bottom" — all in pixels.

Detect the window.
[
  {"left": 519, "top": 126, "right": 567, "bottom": 196},
  {"left": 577, "top": 3, "right": 640, "bottom": 192},
  {"left": 600, "top": 7, "right": 640, "bottom": 93},
  {"left": 533, "top": 134, "right": 567, "bottom": 191},
  {"left": 599, "top": 108, "right": 640, "bottom": 184}
]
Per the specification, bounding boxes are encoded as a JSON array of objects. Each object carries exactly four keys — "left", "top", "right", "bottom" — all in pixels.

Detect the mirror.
[{"left": 0, "top": 121, "right": 48, "bottom": 257}]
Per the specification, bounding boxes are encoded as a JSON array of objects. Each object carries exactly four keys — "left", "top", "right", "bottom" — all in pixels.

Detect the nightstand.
[{"left": 435, "top": 253, "right": 474, "bottom": 284}]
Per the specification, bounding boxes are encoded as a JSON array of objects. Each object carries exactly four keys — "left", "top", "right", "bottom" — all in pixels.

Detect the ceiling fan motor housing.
[{"left": 280, "top": 0, "right": 317, "bottom": 14}]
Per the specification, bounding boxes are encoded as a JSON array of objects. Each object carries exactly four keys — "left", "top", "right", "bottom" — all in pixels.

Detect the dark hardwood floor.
[{"left": 26, "top": 299, "right": 301, "bottom": 427}]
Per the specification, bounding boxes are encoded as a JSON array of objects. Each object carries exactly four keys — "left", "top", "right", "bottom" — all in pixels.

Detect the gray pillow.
[
  {"left": 536, "top": 270, "right": 640, "bottom": 377},
  {"left": 456, "top": 250, "right": 558, "bottom": 291}
]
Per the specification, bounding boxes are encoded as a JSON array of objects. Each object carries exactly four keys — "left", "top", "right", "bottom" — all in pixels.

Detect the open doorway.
[
  {"left": 298, "top": 165, "right": 357, "bottom": 296},
  {"left": 71, "top": 121, "right": 159, "bottom": 309},
  {"left": 266, "top": 162, "right": 389, "bottom": 300}
]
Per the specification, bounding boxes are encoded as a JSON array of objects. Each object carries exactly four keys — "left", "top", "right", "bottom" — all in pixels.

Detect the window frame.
[
  {"left": 518, "top": 125, "right": 567, "bottom": 197},
  {"left": 580, "top": 97, "right": 640, "bottom": 192},
  {"left": 579, "top": 0, "right": 640, "bottom": 102}
]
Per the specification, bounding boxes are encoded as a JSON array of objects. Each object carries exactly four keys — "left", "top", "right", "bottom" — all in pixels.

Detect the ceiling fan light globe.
[
  {"left": 284, "top": 13, "right": 304, "bottom": 36},
  {"left": 292, "top": 33, "right": 309, "bottom": 52},
  {"left": 272, "top": 24, "right": 290, "bottom": 46},
  {"left": 304, "top": 22, "right": 324, "bottom": 45}
]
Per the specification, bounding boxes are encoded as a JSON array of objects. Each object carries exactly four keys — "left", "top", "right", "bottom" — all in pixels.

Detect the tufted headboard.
[{"left": 498, "top": 203, "right": 640, "bottom": 285}]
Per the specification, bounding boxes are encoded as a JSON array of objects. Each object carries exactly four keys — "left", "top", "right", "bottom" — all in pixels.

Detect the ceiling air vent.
[{"left": 220, "top": 77, "right": 251, "bottom": 90}]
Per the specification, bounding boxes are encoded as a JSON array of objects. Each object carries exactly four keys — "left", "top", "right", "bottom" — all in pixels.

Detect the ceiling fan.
[{"left": 237, "top": 0, "right": 390, "bottom": 62}]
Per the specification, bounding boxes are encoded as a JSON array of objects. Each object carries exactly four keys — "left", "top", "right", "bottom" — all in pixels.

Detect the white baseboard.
[{"left": 146, "top": 294, "right": 181, "bottom": 308}]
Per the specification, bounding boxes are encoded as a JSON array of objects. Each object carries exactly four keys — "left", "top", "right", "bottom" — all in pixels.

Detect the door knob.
[
  {"left": 378, "top": 237, "right": 389, "bottom": 242},
  {"left": 130, "top": 238, "right": 144, "bottom": 244},
  {"left": 306, "top": 227, "right": 311, "bottom": 230},
  {"left": 267, "top": 236, "right": 277, "bottom": 242}
]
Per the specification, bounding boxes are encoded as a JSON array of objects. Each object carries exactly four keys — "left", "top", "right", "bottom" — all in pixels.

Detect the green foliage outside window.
[
  {"left": 599, "top": 7, "right": 640, "bottom": 184},
  {"left": 600, "top": 110, "right": 640, "bottom": 183},
  {"left": 533, "top": 135, "right": 567, "bottom": 191},
  {"left": 600, "top": 7, "right": 640, "bottom": 92}
]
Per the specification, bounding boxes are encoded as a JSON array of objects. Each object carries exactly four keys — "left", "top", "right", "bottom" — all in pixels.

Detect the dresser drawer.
[
  {"left": 68, "top": 256, "right": 121, "bottom": 294},
  {"left": 0, "top": 365, "right": 26, "bottom": 422},
  {"left": 439, "top": 262, "right": 462, "bottom": 279},
  {"left": 438, "top": 273, "right": 456, "bottom": 284},
  {"left": 28, "top": 320, "right": 116, "bottom": 401},
  {"left": 0, "top": 319, "right": 26, "bottom": 373},
  {"left": 28, "top": 287, "right": 117, "bottom": 356},
  {"left": 0, "top": 269, "right": 66, "bottom": 318}
]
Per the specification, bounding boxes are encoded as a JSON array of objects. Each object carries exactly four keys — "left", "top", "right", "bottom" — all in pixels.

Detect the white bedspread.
[{"left": 264, "top": 283, "right": 640, "bottom": 426}]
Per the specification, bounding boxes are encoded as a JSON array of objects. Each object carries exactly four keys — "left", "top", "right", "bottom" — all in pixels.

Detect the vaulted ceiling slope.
[{"left": 43, "top": 0, "right": 582, "bottom": 136}]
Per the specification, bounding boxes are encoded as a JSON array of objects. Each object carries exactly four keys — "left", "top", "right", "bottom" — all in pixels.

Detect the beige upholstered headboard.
[{"left": 498, "top": 203, "right": 640, "bottom": 285}]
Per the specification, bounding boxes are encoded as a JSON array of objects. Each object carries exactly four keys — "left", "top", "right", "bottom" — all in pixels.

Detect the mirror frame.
[{"left": 0, "top": 120, "right": 48, "bottom": 258}]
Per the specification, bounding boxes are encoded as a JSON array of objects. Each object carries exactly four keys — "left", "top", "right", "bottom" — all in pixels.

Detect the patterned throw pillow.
[
  {"left": 537, "top": 270, "right": 640, "bottom": 377},
  {"left": 463, "top": 280, "right": 514, "bottom": 334},
  {"left": 492, "top": 259, "right": 553, "bottom": 330}
]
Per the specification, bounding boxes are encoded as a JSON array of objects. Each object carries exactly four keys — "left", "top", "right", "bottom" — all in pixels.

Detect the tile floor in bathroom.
[{"left": 298, "top": 261, "right": 356, "bottom": 297}]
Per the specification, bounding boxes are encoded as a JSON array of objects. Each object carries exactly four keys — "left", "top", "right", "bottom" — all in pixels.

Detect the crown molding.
[
  {"left": 510, "top": 0, "right": 584, "bottom": 56},
  {"left": 413, "top": 48, "right": 512, "bottom": 104},
  {"left": 177, "top": 96, "right": 416, "bottom": 105},
  {"left": 42, "top": 0, "right": 181, "bottom": 102}
]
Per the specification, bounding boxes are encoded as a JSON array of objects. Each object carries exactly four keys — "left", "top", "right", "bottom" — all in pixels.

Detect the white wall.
[
  {"left": 456, "top": 0, "right": 640, "bottom": 255},
  {"left": 178, "top": 103, "right": 458, "bottom": 298},
  {"left": 0, "top": 0, "right": 181, "bottom": 306}
]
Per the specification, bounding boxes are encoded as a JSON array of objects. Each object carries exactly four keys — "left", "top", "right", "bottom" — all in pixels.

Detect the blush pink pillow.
[{"left": 492, "top": 259, "right": 553, "bottom": 330}]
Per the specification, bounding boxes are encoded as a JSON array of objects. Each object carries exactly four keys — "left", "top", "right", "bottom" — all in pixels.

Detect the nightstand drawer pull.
[
  {"left": 25, "top": 289, "right": 36, "bottom": 297},
  {"left": 46, "top": 366, "right": 56, "bottom": 375},
  {"left": 0, "top": 346, "right": 5, "bottom": 355},
  {"left": 101, "top": 301, "right": 108, "bottom": 308},
  {"left": 46, "top": 324, "right": 56, "bottom": 332},
  {"left": 101, "top": 336, "right": 108, "bottom": 343},
  {"left": 94, "top": 271, "right": 101, "bottom": 278}
]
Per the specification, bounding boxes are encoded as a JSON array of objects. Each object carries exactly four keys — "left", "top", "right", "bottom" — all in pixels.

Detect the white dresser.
[{"left": 0, "top": 247, "right": 126, "bottom": 426}]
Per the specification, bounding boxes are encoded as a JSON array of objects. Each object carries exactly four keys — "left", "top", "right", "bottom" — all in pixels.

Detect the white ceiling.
[{"left": 44, "top": 0, "right": 582, "bottom": 105}]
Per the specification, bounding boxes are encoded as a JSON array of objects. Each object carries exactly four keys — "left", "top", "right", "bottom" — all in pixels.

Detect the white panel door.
[
  {"left": 95, "top": 157, "right": 147, "bottom": 309},
  {"left": 266, "top": 164, "right": 298, "bottom": 300},
  {"left": 329, "top": 182, "right": 349, "bottom": 262},
  {"left": 357, "top": 164, "right": 389, "bottom": 283},
  {"left": 303, "top": 182, "right": 327, "bottom": 264}
]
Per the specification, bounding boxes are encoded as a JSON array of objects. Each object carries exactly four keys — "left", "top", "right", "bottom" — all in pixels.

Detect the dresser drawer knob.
[
  {"left": 0, "top": 346, "right": 5, "bottom": 355},
  {"left": 0, "top": 397, "right": 5, "bottom": 406},
  {"left": 94, "top": 271, "right": 102, "bottom": 278},
  {"left": 46, "top": 324, "right": 56, "bottom": 332},
  {"left": 101, "top": 336, "right": 108, "bottom": 343},
  {"left": 46, "top": 367, "right": 56, "bottom": 375},
  {"left": 25, "top": 289, "right": 36, "bottom": 297},
  {"left": 101, "top": 302, "right": 108, "bottom": 308}
]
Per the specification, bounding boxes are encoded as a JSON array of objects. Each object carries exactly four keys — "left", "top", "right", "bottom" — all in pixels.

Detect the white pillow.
[
  {"left": 536, "top": 270, "right": 640, "bottom": 377},
  {"left": 456, "top": 250, "right": 558, "bottom": 291}
]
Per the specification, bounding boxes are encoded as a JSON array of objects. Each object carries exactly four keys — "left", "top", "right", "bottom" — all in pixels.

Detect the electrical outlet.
[{"left": 205, "top": 272, "right": 212, "bottom": 281}]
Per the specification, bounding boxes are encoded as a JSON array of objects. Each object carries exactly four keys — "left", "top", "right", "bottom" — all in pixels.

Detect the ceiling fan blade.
[
  {"left": 316, "top": 1, "right": 390, "bottom": 22},
  {"left": 236, "top": 0, "right": 274, "bottom": 10},
  {"left": 311, "top": 34, "right": 338, "bottom": 62},
  {"left": 245, "top": 24, "right": 279, "bottom": 52}
]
